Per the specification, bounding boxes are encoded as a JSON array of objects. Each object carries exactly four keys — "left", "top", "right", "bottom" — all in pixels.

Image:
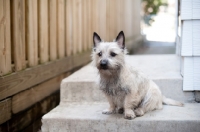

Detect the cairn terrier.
[{"left": 92, "top": 31, "right": 183, "bottom": 119}]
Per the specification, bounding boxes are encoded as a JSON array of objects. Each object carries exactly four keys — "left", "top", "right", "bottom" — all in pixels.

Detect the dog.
[{"left": 92, "top": 31, "right": 183, "bottom": 119}]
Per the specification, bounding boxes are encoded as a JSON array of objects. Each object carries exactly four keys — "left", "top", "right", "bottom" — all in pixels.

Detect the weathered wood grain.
[
  {"left": 91, "top": 0, "right": 97, "bottom": 36},
  {"left": 124, "top": 0, "right": 133, "bottom": 38},
  {"left": 26, "top": 0, "right": 38, "bottom": 67},
  {"left": 49, "top": 0, "right": 57, "bottom": 61},
  {"left": 87, "top": 0, "right": 92, "bottom": 49},
  {"left": 12, "top": 73, "right": 69, "bottom": 114},
  {"left": 99, "top": 0, "right": 107, "bottom": 40},
  {"left": 85, "top": 0, "right": 89, "bottom": 50},
  {"left": 72, "top": 51, "right": 91, "bottom": 69},
  {"left": 72, "top": 0, "right": 78, "bottom": 54},
  {"left": 66, "top": 0, "right": 73, "bottom": 56},
  {"left": 77, "top": 0, "right": 82, "bottom": 53},
  {"left": 11, "top": 0, "right": 26, "bottom": 71},
  {"left": 22, "top": 118, "right": 42, "bottom": 132},
  {"left": 0, "top": 51, "right": 91, "bottom": 101},
  {"left": 116, "top": 0, "right": 123, "bottom": 32},
  {"left": 0, "top": 0, "right": 12, "bottom": 76},
  {"left": 95, "top": 0, "right": 100, "bottom": 35},
  {"left": 57, "top": 0, "right": 65, "bottom": 58},
  {"left": 109, "top": 0, "right": 117, "bottom": 40},
  {"left": 106, "top": 0, "right": 110, "bottom": 41},
  {"left": 0, "top": 92, "right": 60, "bottom": 132},
  {"left": 38, "top": 0, "right": 49, "bottom": 63},
  {"left": 0, "top": 98, "right": 11, "bottom": 124},
  {"left": 82, "top": 0, "right": 87, "bottom": 51}
]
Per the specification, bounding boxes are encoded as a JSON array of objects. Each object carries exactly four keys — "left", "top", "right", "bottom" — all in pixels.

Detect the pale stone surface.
[
  {"left": 125, "top": 55, "right": 181, "bottom": 79},
  {"left": 42, "top": 55, "right": 199, "bottom": 132},
  {"left": 61, "top": 55, "right": 194, "bottom": 103},
  {"left": 42, "top": 103, "right": 200, "bottom": 132}
]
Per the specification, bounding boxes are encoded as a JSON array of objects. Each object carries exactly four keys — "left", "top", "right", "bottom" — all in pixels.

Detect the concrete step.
[
  {"left": 42, "top": 55, "right": 199, "bottom": 131},
  {"left": 136, "top": 41, "right": 176, "bottom": 55},
  {"left": 61, "top": 55, "right": 195, "bottom": 103},
  {"left": 42, "top": 103, "right": 200, "bottom": 132}
]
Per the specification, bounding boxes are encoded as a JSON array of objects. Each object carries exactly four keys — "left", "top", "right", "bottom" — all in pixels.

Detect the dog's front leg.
[
  {"left": 102, "top": 95, "right": 116, "bottom": 114},
  {"left": 124, "top": 94, "right": 138, "bottom": 119}
]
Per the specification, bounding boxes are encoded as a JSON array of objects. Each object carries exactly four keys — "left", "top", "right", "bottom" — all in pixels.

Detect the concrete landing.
[
  {"left": 61, "top": 55, "right": 194, "bottom": 103},
  {"left": 135, "top": 41, "right": 176, "bottom": 55},
  {"left": 42, "top": 103, "right": 200, "bottom": 132}
]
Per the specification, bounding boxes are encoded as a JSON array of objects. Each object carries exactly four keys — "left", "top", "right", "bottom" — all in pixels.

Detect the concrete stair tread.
[
  {"left": 42, "top": 55, "right": 199, "bottom": 131},
  {"left": 42, "top": 103, "right": 200, "bottom": 132},
  {"left": 44, "top": 103, "right": 200, "bottom": 120},
  {"left": 63, "top": 55, "right": 181, "bottom": 84},
  {"left": 61, "top": 55, "right": 194, "bottom": 103}
]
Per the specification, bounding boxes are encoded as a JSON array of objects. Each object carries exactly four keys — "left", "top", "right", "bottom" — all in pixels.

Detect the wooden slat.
[
  {"left": 95, "top": 0, "right": 100, "bottom": 35},
  {"left": 106, "top": 0, "right": 110, "bottom": 41},
  {"left": 78, "top": 0, "right": 82, "bottom": 53},
  {"left": 116, "top": 0, "right": 122, "bottom": 33},
  {"left": 12, "top": 73, "right": 69, "bottom": 114},
  {"left": 99, "top": 0, "right": 107, "bottom": 40},
  {"left": 57, "top": 0, "right": 65, "bottom": 58},
  {"left": 92, "top": 0, "right": 97, "bottom": 35},
  {"left": 0, "top": 51, "right": 91, "bottom": 101},
  {"left": 109, "top": 0, "right": 117, "bottom": 40},
  {"left": 121, "top": 0, "right": 126, "bottom": 32},
  {"left": 0, "top": 0, "right": 12, "bottom": 76},
  {"left": 11, "top": 0, "right": 26, "bottom": 71},
  {"left": 88, "top": 0, "right": 92, "bottom": 49},
  {"left": 38, "top": 0, "right": 49, "bottom": 63},
  {"left": 72, "top": 51, "right": 90, "bottom": 69},
  {"left": 26, "top": 0, "right": 38, "bottom": 67},
  {"left": 49, "top": 0, "right": 57, "bottom": 61},
  {"left": 0, "top": 98, "right": 11, "bottom": 124},
  {"left": 124, "top": 0, "right": 132, "bottom": 38},
  {"left": 22, "top": 118, "right": 42, "bottom": 132},
  {"left": 85, "top": 0, "right": 89, "bottom": 50},
  {"left": 66, "top": 0, "right": 72, "bottom": 56},
  {"left": 72, "top": 0, "right": 78, "bottom": 54},
  {"left": 82, "top": 0, "right": 87, "bottom": 51}
]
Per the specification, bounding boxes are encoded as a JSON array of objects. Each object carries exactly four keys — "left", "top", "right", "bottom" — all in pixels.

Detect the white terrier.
[{"left": 92, "top": 31, "right": 183, "bottom": 119}]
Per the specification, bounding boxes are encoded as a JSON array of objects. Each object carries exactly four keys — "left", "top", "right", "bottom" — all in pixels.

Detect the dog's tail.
[{"left": 162, "top": 95, "right": 184, "bottom": 107}]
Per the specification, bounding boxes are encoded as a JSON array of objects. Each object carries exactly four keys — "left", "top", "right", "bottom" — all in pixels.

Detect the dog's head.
[{"left": 92, "top": 31, "right": 127, "bottom": 75}]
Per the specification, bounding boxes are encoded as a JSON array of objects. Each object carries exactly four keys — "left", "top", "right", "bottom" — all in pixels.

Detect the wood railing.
[
  {"left": 0, "top": 0, "right": 141, "bottom": 76},
  {"left": 0, "top": 0, "right": 141, "bottom": 128}
]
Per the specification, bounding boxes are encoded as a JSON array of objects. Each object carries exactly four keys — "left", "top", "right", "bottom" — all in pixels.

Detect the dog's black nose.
[{"left": 100, "top": 60, "right": 108, "bottom": 69}]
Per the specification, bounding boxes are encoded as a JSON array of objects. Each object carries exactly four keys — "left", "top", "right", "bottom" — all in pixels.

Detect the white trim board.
[
  {"left": 181, "top": 20, "right": 200, "bottom": 56},
  {"left": 176, "top": 35, "right": 181, "bottom": 55},
  {"left": 181, "top": 0, "right": 200, "bottom": 20},
  {"left": 183, "top": 57, "right": 200, "bottom": 91}
]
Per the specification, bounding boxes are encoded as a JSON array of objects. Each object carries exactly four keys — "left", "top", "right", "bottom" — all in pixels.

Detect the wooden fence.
[
  {"left": 0, "top": 0, "right": 141, "bottom": 130},
  {"left": 0, "top": 0, "right": 141, "bottom": 76}
]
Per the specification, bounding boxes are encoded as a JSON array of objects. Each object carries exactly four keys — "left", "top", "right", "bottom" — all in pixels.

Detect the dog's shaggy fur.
[{"left": 92, "top": 31, "right": 183, "bottom": 119}]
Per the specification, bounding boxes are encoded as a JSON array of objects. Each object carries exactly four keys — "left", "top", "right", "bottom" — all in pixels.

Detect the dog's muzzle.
[{"left": 100, "top": 59, "right": 108, "bottom": 70}]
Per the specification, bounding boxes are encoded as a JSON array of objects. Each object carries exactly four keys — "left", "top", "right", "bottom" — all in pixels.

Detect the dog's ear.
[
  {"left": 116, "top": 31, "right": 125, "bottom": 49},
  {"left": 93, "top": 32, "right": 101, "bottom": 47}
]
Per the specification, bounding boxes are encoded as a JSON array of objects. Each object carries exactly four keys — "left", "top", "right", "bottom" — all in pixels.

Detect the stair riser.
[
  {"left": 61, "top": 79, "right": 194, "bottom": 103},
  {"left": 155, "top": 79, "right": 195, "bottom": 102},
  {"left": 42, "top": 119, "right": 200, "bottom": 132}
]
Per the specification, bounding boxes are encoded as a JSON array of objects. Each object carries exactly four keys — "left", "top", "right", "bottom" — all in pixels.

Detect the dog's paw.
[
  {"left": 102, "top": 109, "right": 115, "bottom": 114},
  {"left": 124, "top": 110, "right": 136, "bottom": 120},
  {"left": 134, "top": 108, "right": 144, "bottom": 117}
]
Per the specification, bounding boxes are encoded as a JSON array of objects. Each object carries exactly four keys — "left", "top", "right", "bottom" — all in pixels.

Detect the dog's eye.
[
  {"left": 110, "top": 52, "right": 116, "bottom": 57},
  {"left": 98, "top": 52, "right": 102, "bottom": 57}
]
